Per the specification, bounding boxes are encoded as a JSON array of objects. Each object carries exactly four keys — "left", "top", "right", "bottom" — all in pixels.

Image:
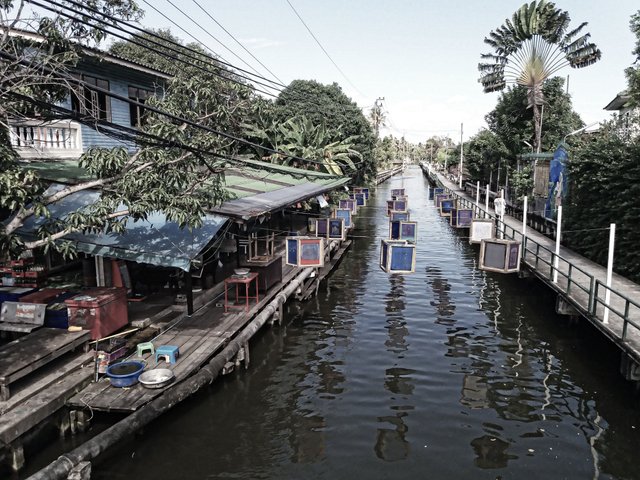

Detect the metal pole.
[
  {"left": 553, "top": 206, "right": 562, "bottom": 283},
  {"left": 459, "top": 122, "right": 463, "bottom": 189},
  {"left": 499, "top": 189, "right": 505, "bottom": 240},
  {"left": 603, "top": 223, "right": 615, "bottom": 324},
  {"left": 485, "top": 184, "right": 489, "bottom": 219},
  {"left": 522, "top": 195, "right": 528, "bottom": 238},
  {"left": 475, "top": 181, "right": 480, "bottom": 217}
]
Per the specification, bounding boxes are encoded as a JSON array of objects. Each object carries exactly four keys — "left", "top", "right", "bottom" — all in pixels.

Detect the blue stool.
[{"left": 155, "top": 345, "right": 180, "bottom": 365}]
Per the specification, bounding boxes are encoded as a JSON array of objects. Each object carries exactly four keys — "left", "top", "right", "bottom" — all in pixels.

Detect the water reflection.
[{"left": 470, "top": 434, "right": 517, "bottom": 469}]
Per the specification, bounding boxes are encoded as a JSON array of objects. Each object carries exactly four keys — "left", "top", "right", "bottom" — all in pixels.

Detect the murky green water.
[{"left": 21, "top": 167, "right": 640, "bottom": 479}]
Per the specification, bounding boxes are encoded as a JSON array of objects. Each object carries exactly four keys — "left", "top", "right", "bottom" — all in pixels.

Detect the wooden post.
[
  {"left": 11, "top": 443, "right": 25, "bottom": 471},
  {"left": 185, "top": 271, "right": 193, "bottom": 316},
  {"left": 603, "top": 223, "right": 615, "bottom": 324},
  {"left": 475, "top": 181, "right": 480, "bottom": 217}
]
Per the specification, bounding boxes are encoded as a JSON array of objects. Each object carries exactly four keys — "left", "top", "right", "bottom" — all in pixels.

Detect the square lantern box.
[
  {"left": 380, "top": 239, "right": 416, "bottom": 273},
  {"left": 354, "top": 192, "right": 367, "bottom": 207},
  {"left": 389, "top": 220, "right": 418, "bottom": 243},
  {"left": 286, "top": 237, "right": 325, "bottom": 268},
  {"left": 386, "top": 200, "right": 394, "bottom": 215},
  {"left": 450, "top": 208, "right": 458, "bottom": 227},
  {"left": 440, "top": 199, "right": 455, "bottom": 217},
  {"left": 453, "top": 209, "right": 474, "bottom": 228},
  {"left": 339, "top": 199, "right": 358, "bottom": 215},
  {"left": 433, "top": 187, "right": 444, "bottom": 198},
  {"left": 391, "top": 188, "right": 405, "bottom": 197},
  {"left": 469, "top": 218, "right": 495, "bottom": 244},
  {"left": 315, "top": 218, "right": 329, "bottom": 238},
  {"left": 479, "top": 239, "right": 522, "bottom": 273},
  {"left": 392, "top": 200, "right": 408, "bottom": 213},
  {"left": 328, "top": 217, "right": 346, "bottom": 240},
  {"left": 435, "top": 193, "right": 450, "bottom": 208},
  {"left": 333, "top": 207, "right": 353, "bottom": 228},
  {"left": 360, "top": 187, "right": 370, "bottom": 200},
  {"left": 428, "top": 188, "right": 435, "bottom": 200},
  {"left": 390, "top": 210, "right": 410, "bottom": 222}
]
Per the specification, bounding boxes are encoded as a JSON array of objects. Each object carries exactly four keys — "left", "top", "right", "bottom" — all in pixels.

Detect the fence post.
[
  {"left": 522, "top": 195, "right": 528, "bottom": 239},
  {"left": 485, "top": 184, "right": 490, "bottom": 219},
  {"left": 475, "top": 181, "right": 480, "bottom": 217},
  {"left": 553, "top": 206, "right": 562, "bottom": 284},
  {"left": 603, "top": 223, "right": 616, "bottom": 324}
]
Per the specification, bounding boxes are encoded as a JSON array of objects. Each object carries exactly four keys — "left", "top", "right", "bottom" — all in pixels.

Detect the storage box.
[
  {"left": 65, "top": 287, "right": 128, "bottom": 340},
  {"left": 18, "top": 288, "right": 76, "bottom": 329}
]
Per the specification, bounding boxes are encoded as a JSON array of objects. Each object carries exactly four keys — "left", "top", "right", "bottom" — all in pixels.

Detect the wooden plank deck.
[
  {"left": 67, "top": 263, "right": 298, "bottom": 412},
  {"left": 433, "top": 172, "right": 640, "bottom": 363},
  {"left": 0, "top": 329, "right": 90, "bottom": 401}
]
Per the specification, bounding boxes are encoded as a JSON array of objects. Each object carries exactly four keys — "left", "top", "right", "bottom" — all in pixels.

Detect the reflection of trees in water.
[{"left": 470, "top": 434, "right": 517, "bottom": 469}]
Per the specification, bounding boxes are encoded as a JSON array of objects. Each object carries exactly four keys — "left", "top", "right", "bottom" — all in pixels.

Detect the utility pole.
[{"left": 373, "top": 97, "right": 385, "bottom": 137}]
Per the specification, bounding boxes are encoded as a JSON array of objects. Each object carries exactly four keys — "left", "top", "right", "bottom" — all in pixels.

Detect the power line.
[
  {"left": 31, "top": 0, "right": 282, "bottom": 96},
  {"left": 190, "top": 0, "right": 285, "bottom": 85},
  {"left": 284, "top": 0, "right": 366, "bottom": 99},
  {"left": 147, "top": 0, "right": 267, "bottom": 81}
]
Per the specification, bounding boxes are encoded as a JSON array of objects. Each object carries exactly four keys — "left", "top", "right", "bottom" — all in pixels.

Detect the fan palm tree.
[{"left": 478, "top": 0, "right": 601, "bottom": 152}]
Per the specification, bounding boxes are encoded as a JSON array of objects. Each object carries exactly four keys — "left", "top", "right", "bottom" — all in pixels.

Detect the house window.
[
  {"left": 71, "top": 74, "right": 111, "bottom": 121},
  {"left": 129, "top": 86, "right": 154, "bottom": 127}
]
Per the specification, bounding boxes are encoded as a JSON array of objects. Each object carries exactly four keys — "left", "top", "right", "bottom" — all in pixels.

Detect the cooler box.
[
  {"left": 0, "top": 287, "right": 38, "bottom": 306},
  {"left": 19, "top": 288, "right": 76, "bottom": 329},
  {"left": 65, "top": 287, "right": 129, "bottom": 340}
]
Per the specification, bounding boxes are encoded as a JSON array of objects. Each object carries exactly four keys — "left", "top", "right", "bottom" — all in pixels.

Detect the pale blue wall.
[{"left": 68, "top": 59, "right": 165, "bottom": 153}]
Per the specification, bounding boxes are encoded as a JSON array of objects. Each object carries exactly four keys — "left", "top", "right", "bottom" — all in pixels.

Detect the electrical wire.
[
  {"left": 284, "top": 0, "right": 367, "bottom": 99},
  {"left": 190, "top": 0, "right": 284, "bottom": 85},
  {"left": 31, "top": 0, "right": 281, "bottom": 96}
]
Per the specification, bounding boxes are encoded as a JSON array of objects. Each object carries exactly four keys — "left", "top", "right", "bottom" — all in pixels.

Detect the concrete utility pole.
[{"left": 372, "top": 97, "right": 385, "bottom": 137}]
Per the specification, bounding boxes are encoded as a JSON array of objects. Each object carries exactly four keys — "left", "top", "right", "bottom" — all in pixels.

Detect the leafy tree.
[
  {"left": 564, "top": 111, "right": 640, "bottom": 282},
  {"left": 479, "top": 0, "right": 600, "bottom": 152},
  {"left": 274, "top": 80, "right": 376, "bottom": 182},
  {"left": 485, "top": 77, "right": 583, "bottom": 157},
  {"left": 0, "top": 5, "right": 253, "bottom": 258},
  {"left": 464, "top": 129, "right": 509, "bottom": 184},
  {"left": 625, "top": 10, "right": 640, "bottom": 105}
]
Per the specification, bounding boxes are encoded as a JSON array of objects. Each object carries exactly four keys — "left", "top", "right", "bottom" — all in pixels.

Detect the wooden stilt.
[
  {"left": 10, "top": 442, "right": 25, "bottom": 472},
  {"left": 243, "top": 342, "right": 250, "bottom": 369}
]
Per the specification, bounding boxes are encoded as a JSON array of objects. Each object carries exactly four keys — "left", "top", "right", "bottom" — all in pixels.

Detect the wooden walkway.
[
  {"left": 429, "top": 169, "right": 640, "bottom": 370},
  {"left": 67, "top": 264, "right": 299, "bottom": 413}
]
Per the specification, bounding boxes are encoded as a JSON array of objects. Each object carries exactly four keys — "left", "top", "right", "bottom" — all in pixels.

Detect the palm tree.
[{"left": 478, "top": 0, "right": 601, "bottom": 152}]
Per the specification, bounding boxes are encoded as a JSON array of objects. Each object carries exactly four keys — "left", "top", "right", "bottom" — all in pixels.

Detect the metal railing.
[{"left": 431, "top": 175, "right": 640, "bottom": 350}]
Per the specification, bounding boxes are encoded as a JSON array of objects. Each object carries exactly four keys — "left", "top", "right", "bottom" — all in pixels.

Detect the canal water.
[{"left": 23, "top": 167, "right": 640, "bottom": 479}]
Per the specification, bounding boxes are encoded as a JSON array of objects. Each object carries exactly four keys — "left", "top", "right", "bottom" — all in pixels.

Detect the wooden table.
[
  {"left": 224, "top": 272, "right": 259, "bottom": 313},
  {"left": 0, "top": 328, "right": 90, "bottom": 401}
]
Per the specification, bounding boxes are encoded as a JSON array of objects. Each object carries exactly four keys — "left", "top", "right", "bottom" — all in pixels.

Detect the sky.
[{"left": 135, "top": 1, "right": 638, "bottom": 143}]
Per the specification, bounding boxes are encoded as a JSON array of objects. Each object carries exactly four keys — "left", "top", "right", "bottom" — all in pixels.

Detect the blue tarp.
[{"left": 17, "top": 184, "right": 228, "bottom": 271}]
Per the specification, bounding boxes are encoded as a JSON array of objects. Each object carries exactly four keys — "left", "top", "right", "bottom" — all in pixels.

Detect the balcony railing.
[{"left": 9, "top": 119, "right": 83, "bottom": 158}]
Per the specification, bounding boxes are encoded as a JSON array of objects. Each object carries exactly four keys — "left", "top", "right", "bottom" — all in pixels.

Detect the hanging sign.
[{"left": 469, "top": 218, "right": 494, "bottom": 244}]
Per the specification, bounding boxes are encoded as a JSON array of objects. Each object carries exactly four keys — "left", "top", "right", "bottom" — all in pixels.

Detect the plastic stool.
[
  {"left": 155, "top": 345, "right": 180, "bottom": 365},
  {"left": 136, "top": 342, "right": 154, "bottom": 357}
]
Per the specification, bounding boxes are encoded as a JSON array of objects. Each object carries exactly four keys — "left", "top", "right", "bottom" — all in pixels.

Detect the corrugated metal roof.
[
  {"left": 20, "top": 158, "right": 350, "bottom": 221},
  {"left": 215, "top": 178, "right": 350, "bottom": 220}
]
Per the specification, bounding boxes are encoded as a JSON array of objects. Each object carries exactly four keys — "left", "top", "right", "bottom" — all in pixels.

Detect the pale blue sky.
[{"left": 138, "top": 1, "right": 638, "bottom": 143}]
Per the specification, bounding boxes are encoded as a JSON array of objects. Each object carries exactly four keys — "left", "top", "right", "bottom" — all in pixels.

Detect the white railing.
[{"left": 9, "top": 119, "right": 83, "bottom": 158}]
